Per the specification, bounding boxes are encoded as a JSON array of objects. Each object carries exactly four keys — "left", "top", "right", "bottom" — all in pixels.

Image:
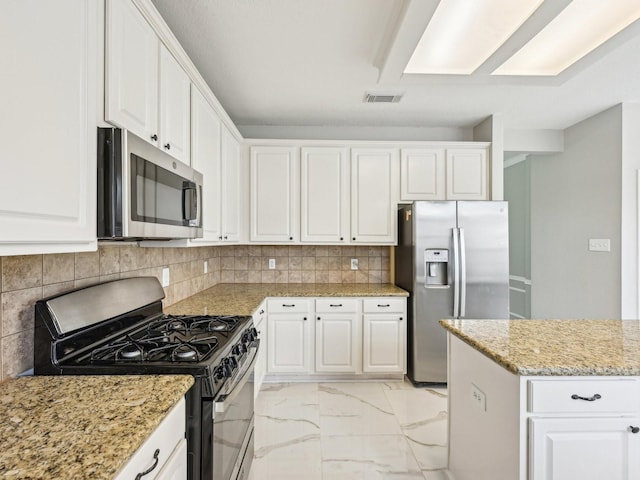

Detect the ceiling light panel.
[
  {"left": 404, "top": 0, "right": 543, "bottom": 75},
  {"left": 493, "top": 0, "right": 640, "bottom": 76}
]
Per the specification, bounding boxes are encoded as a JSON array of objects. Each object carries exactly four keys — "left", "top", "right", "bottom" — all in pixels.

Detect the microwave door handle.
[{"left": 182, "top": 184, "right": 197, "bottom": 222}]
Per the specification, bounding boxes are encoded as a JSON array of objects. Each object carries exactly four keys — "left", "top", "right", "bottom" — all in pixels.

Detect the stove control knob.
[
  {"left": 227, "top": 356, "right": 238, "bottom": 369},
  {"left": 240, "top": 343, "right": 248, "bottom": 353},
  {"left": 214, "top": 366, "right": 225, "bottom": 380},
  {"left": 250, "top": 327, "right": 258, "bottom": 338},
  {"left": 232, "top": 345, "right": 241, "bottom": 356},
  {"left": 221, "top": 358, "right": 234, "bottom": 377}
]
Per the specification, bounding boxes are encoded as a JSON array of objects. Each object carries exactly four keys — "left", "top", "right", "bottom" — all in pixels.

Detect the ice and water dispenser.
[{"left": 425, "top": 249, "right": 448, "bottom": 286}]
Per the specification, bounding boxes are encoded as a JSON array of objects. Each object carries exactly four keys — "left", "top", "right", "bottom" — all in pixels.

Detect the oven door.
[{"left": 212, "top": 342, "right": 258, "bottom": 480}]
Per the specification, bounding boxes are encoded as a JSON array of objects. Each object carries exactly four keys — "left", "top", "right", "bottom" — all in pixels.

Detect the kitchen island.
[
  {"left": 0, "top": 374, "right": 193, "bottom": 479},
  {"left": 440, "top": 319, "right": 640, "bottom": 480}
]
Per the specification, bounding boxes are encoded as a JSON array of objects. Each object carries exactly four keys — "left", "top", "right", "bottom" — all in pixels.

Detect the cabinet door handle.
[
  {"left": 135, "top": 449, "right": 160, "bottom": 480},
  {"left": 571, "top": 393, "right": 601, "bottom": 402},
  {"left": 150, "top": 134, "right": 158, "bottom": 141},
  {"left": 377, "top": 304, "right": 390, "bottom": 308},
  {"left": 164, "top": 143, "right": 171, "bottom": 150},
  {"left": 329, "top": 304, "right": 343, "bottom": 307},
  {"left": 630, "top": 426, "right": 640, "bottom": 434},
  {"left": 282, "top": 304, "right": 295, "bottom": 308},
  {"left": 259, "top": 309, "right": 265, "bottom": 315}
]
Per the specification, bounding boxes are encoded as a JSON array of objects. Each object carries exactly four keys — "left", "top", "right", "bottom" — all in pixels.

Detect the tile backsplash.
[{"left": 0, "top": 244, "right": 390, "bottom": 380}]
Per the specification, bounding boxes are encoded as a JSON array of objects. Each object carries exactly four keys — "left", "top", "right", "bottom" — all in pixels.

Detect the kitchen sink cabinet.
[
  {"left": 350, "top": 148, "right": 399, "bottom": 244},
  {"left": 0, "top": 0, "right": 98, "bottom": 255},
  {"left": 400, "top": 146, "right": 489, "bottom": 201},
  {"left": 300, "top": 147, "right": 350, "bottom": 243},
  {"left": 250, "top": 146, "right": 299, "bottom": 243},
  {"left": 106, "top": 0, "right": 191, "bottom": 165},
  {"left": 114, "top": 397, "right": 186, "bottom": 480}
]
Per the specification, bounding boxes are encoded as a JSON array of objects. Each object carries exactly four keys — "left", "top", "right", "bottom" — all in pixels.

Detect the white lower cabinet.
[
  {"left": 266, "top": 297, "right": 406, "bottom": 376},
  {"left": 267, "top": 299, "right": 313, "bottom": 374},
  {"left": 362, "top": 298, "right": 406, "bottom": 373},
  {"left": 115, "top": 398, "right": 186, "bottom": 480},
  {"left": 315, "top": 299, "right": 360, "bottom": 373},
  {"left": 530, "top": 417, "right": 640, "bottom": 480}
]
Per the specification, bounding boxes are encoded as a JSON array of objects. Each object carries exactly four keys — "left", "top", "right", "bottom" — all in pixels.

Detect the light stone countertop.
[
  {"left": 440, "top": 319, "right": 640, "bottom": 376},
  {"left": 0, "top": 375, "right": 194, "bottom": 480},
  {"left": 165, "top": 283, "right": 408, "bottom": 316}
]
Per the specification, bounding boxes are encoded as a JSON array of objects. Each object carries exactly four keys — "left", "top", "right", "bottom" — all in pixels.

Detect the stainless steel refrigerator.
[{"left": 395, "top": 201, "right": 509, "bottom": 385}]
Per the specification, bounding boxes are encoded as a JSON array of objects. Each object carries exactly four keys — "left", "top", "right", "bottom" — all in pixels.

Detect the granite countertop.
[
  {"left": 0, "top": 375, "right": 194, "bottom": 480},
  {"left": 165, "top": 283, "right": 408, "bottom": 316},
  {"left": 440, "top": 319, "right": 640, "bottom": 376}
]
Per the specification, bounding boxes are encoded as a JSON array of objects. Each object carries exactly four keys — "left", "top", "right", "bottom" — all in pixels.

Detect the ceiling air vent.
[{"left": 364, "top": 93, "right": 402, "bottom": 103}]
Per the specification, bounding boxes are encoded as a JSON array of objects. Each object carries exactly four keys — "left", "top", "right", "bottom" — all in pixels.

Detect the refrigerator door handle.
[
  {"left": 452, "top": 227, "right": 460, "bottom": 317},
  {"left": 459, "top": 227, "right": 467, "bottom": 318}
]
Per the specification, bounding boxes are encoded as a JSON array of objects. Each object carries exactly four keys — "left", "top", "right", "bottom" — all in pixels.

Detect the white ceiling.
[{"left": 151, "top": 0, "right": 640, "bottom": 136}]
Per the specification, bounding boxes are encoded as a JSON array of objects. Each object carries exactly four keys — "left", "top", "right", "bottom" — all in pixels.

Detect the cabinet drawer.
[
  {"left": 528, "top": 379, "right": 640, "bottom": 414},
  {"left": 315, "top": 298, "right": 359, "bottom": 313},
  {"left": 267, "top": 298, "right": 311, "bottom": 313},
  {"left": 363, "top": 298, "right": 405, "bottom": 313},
  {"left": 114, "top": 397, "right": 185, "bottom": 480}
]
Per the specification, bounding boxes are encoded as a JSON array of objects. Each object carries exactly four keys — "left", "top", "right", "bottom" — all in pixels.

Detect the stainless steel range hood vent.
[{"left": 364, "top": 93, "right": 402, "bottom": 103}]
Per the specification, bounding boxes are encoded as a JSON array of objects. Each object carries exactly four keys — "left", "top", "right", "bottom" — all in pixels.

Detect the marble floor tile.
[
  {"left": 318, "top": 382, "right": 402, "bottom": 436},
  {"left": 250, "top": 381, "right": 450, "bottom": 480},
  {"left": 384, "top": 387, "right": 448, "bottom": 471},
  {"left": 321, "top": 434, "right": 424, "bottom": 480}
]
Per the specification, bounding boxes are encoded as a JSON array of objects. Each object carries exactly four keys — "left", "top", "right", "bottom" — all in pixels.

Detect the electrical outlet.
[
  {"left": 162, "top": 267, "right": 170, "bottom": 287},
  {"left": 204, "top": 260, "right": 208, "bottom": 274},
  {"left": 589, "top": 238, "right": 610, "bottom": 252},
  {"left": 350, "top": 258, "right": 358, "bottom": 270},
  {"left": 268, "top": 258, "right": 276, "bottom": 270},
  {"left": 471, "top": 383, "right": 486, "bottom": 412}
]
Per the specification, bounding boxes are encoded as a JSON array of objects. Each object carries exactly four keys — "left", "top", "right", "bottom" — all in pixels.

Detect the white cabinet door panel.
[
  {"left": 159, "top": 45, "right": 191, "bottom": 164},
  {"left": 446, "top": 149, "right": 487, "bottom": 200},
  {"left": 315, "top": 314, "right": 359, "bottom": 373},
  {"left": 250, "top": 147, "right": 299, "bottom": 242},
  {"left": 190, "top": 88, "right": 221, "bottom": 242},
  {"left": 0, "top": 0, "right": 98, "bottom": 254},
  {"left": 221, "top": 126, "right": 241, "bottom": 242},
  {"left": 530, "top": 417, "right": 640, "bottom": 480},
  {"left": 363, "top": 313, "right": 405, "bottom": 373},
  {"left": 268, "top": 313, "right": 312, "bottom": 373},
  {"left": 105, "top": 0, "right": 158, "bottom": 145},
  {"left": 400, "top": 148, "right": 445, "bottom": 200},
  {"left": 301, "top": 147, "right": 349, "bottom": 243},
  {"left": 351, "top": 148, "right": 398, "bottom": 244}
]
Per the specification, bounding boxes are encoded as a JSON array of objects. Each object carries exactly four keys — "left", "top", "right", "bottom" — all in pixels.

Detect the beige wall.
[{"left": 0, "top": 244, "right": 390, "bottom": 380}]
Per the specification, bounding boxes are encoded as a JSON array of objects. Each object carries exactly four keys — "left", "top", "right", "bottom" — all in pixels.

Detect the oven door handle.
[{"left": 214, "top": 341, "right": 259, "bottom": 414}]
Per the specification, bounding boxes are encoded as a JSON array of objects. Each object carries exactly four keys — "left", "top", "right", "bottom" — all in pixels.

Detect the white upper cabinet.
[
  {"left": 190, "top": 87, "right": 222, "bottom": 243},
  {"left": 250, "top": 146, "right": 299, "bottom": 243},
  {"left": 106, "top": 0, "right": 191, "bottom": 164},
  {"left": 301, "top": 147, "right": 349, "bottom": 243},
  {"left": 400, "top": 146, "right": 489, "bottom": 201},
  {"left": 221, "top": 125, "right": 241, "bottom": 242},
  {"left": 105, "top": 0, "right": 158, "bottom": 145},
  {"left": 350, "top": 148, "right": 399, "bottom": 244},
  {"left": 400, "top": 148, "right": 446, "bottom": 200},
  {"left": 158, "top": 44, "right": 191, "bottom": 164},
  {"left": 0, "top": 0, "right": 98, "bottom": 255},
  {"left": 446, "top": 148, "right": 488, "bottom": 200}
]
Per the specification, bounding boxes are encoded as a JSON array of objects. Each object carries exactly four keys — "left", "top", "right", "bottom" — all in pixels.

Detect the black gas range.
[{"left": 34, "top": 276, "right": 258, "bottom": 480}]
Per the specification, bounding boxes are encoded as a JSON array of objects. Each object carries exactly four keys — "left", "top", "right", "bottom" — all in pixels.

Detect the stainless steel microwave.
[{"left": 97, "top": 127, "right": 203, "bottom": 240}]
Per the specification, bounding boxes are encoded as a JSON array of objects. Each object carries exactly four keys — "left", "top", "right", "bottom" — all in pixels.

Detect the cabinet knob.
[
  {"left": 630, "top": 426, "right": 640, "bottom": 434},
  {"left": 399, "top": 317, "right": 403, "bottom": 321},
  {"left": 289, "top": 236, "right": 293, "bottom": 240},
  {"left": 317, "top": 316, "right": 321, "bottom": 321},
  {"left": 164, "top": 143, "right": 171, "bottom": 150},
  {"left": 571, "top": 393, "right": 601, "bottom": 402},
  {"left": 150, "top": 134, "right": 158, "bottom": 141},
  {"left": 340, "top": 237, "right": 344, "bottom": 241},
  {"left": 352, "top": 237, "right": 356, "bottom": 241},
  {"left": 224, "top": 235, "right": 228, "bottom": 240},
  {"left": 303, "top": 317, "right": 307, "bottom": 321},
  {"left": 260, "top": 309, "right": 265, "bottom": 315},
  {"left": 218, "top": 235, "right": 223, "bottom": 240}
]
